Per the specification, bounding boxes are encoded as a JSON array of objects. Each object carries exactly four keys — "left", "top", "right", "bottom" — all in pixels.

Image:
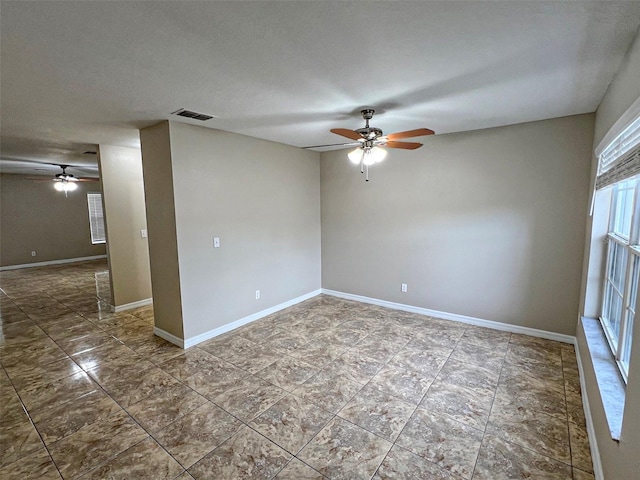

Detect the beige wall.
[
  {"left": 98, "top": 145, "right": 152, "bottom": 307},
  {"left": 321, "top": 114, "right": 594, "bottom": 336},
  {"left": 578, "top": 27, "right": 640, "bottom": 480},
  {"left": 139, "top": 122, "right": 184, "bottom": 339},
  {"left": 139, "top": 121, "right": 321, "bottom": 341},
  {"left": 0, "top": 173, "right": 106, "bottom": 267}
]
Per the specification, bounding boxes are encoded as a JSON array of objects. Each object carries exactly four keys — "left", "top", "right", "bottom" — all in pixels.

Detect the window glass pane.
[
  {"left": 610, "top": 292, "right": 622, "bottom": 345},
  {"left": 621, "top": 256, "right": 639, "bottom": 372},
  {"left": 603, "top": 242, "right": 624, "bottom": 348},
  {"left": 603, "top": 276, "right": 624, "bottom": 349},
  {"left": 603, "top": 281, "right": 613, "bottom": 320},
  {"left": 629, "top": 255, "right": 639, "bottom": 311},
  {"left": 607, "top": 240, "right": 617, "bottom": 282},
  {"left": 603, "top": 238, "right": 617, "bottom": 326},
  {"left": 612, "top": 180, "right": 635, "bottom": 239},
  {"left": 614, "top": 244, "right": 628, "bottom": 291},
  {"left": 621, "top": 315, "right": 634, "bottom": 372}
]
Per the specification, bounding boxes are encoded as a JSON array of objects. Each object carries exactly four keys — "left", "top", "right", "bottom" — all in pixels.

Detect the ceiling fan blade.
[
  {"left": 386, "top": 141, "right": 423, "bottom": 150},
  {"left": 302, "top": 142, "right": 361, "bottom": 149},
  {"left": 386, "top": 128, "right": 434, "bottom": 141},
  {"left": 76, "top": 178, "right": 99, "bottom": 182},
  {"left": 24, "top": 177, "right": 53, "bottom": 181},
  {"left": 330, "top": 128, "right": 363, "bottom": 141}
]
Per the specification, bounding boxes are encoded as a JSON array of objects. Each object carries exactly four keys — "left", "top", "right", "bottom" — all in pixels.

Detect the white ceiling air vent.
[{"left": 171, "top": 108, "right": 217, "bottom": 121}]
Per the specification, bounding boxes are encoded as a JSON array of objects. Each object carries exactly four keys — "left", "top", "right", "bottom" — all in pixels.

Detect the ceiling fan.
[
  {"left": 305, "top": 109, "right": 435, "bottom": 181},
  {"left": 25, "top": 164, "right": 99, "bottom": 196}
]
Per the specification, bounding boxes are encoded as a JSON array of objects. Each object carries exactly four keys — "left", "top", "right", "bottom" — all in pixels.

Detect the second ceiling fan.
[
  {"left": 25, "top": 164, "right": 99, "bottom": 196},
  {"left": 306, "top": 109, "right": 435, "bottom": 181}
]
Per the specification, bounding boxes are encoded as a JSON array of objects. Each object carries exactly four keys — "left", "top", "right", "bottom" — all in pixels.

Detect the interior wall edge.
[
  {"left": 153, "top": 326, "right": 185, "bottom": 349},
  {"left": 322, "top": 288, "right": 576, "bottom": 345},
  {"left": 0, "top": 254, "right": 108, "bottom": 272},
  {"left": 113, "top": 297, "right": 153, "bottom": 313},
  {"left": 175, "top": 289, "right": 322, "bottom": 349}
]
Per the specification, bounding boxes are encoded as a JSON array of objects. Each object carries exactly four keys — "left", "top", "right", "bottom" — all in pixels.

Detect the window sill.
[{"left": 580, "top": 317, "right": 626, "bottom": 441}]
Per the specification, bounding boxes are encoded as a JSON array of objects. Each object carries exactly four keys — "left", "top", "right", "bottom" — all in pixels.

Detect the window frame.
[
  {"left": 87, "top": 192, "right": 107, "bottom": 245},
  {"left": 600, "top": 179, "right": 640, "bottom": 382}
]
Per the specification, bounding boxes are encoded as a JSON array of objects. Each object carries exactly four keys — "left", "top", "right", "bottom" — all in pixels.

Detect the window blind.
[
  {"left": 596, "top": 145, "right": 640, "bottom": 190},
  {"left": 87, "top": 193, "right": 106, "bottom": 244},
  {"left": 597, "top": 115, "right": 640, "bottom": 190}
]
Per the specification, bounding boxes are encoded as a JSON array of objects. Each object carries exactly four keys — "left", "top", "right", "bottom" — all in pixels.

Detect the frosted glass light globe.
[
  {"left": 348, "top": 148, "right": 363, "bottom": 164},
  {"left": 369, "top": 146, "right": 387, "bottom": 163}
]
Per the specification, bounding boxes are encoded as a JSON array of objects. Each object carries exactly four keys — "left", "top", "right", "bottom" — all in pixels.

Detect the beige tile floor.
[{"left": 0, "top": 260, "right": 594, "bottom": 479}]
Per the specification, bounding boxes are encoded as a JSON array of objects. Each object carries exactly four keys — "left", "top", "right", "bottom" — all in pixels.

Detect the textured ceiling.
[{"left": 2, "top": 1, "right": 640, "bottom": 175}]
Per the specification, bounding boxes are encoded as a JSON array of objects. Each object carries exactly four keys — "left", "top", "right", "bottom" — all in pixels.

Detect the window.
[
  {"left": 597, "top": 109, "right": 640, "bottom": 383},
  {"left": 601, "top": 178, "right": 639, "bottom": 381},
  {"left": 596, "top": 112, "right": 640, "bottom": 190},
  {"left": 87, "top": 193, "right": 106, "bottom": 244},
  {"left": 598, "top": 114, "right": 640, "bottom": 175}
]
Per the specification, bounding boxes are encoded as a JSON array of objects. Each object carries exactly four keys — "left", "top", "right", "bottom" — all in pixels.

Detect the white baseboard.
[
  {"left": 0, "top": 254, "right": 108, "bottom": 271},
  {"left": 181, "top": 289, "right": 322, "bottom": 349},
  {"left": 154, "top": 326, "right": 185, "bottom": 349},
  {"left": 114, "top": 298, "right": 153, "bottom": 313},
  {"left": 321, "top": 289, "right": 576, "bottom": 344},
  {"left": 575, "top": 338, "right": 604, "bottom": 480}
]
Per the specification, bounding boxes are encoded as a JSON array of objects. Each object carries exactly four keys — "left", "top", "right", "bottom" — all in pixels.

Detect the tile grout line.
[
  {"left": 0, "top": 294, "right": 69, "bottom": 479},
  {"left": 469, "top": 332, "right": 512, "bottom": 479},
  {"left": 182, "top": 318, "right": 398, "bottom": 477},
  {"left": 193, "top": 336, "right": 344, "bottom": 476},
  {"left": 367, "top": 323, "right": 468, "bottom": 479},
  {"left": 481, "top": 340, "right": 579, "bottom": 473},
  {"left": 0, "top": 359, "right": 65, "bottom": 479},
  {"left": 2, "top": 276, "right": 192, "bottom": 479}
]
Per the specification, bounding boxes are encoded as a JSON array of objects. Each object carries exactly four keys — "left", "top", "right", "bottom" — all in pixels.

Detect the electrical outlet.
[
  {"left": 31, "top": 251, "right": 36, "bottom": 257},
  {"left": 401, "top": 283, "right": 408, "bottom": 293},
  {"left": 255, "top": 290, "right": 260, "bottom": 300}
]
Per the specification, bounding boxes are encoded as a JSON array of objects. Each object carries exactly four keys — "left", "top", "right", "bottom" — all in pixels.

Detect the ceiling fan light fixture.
[
  {"left": 362, "top": 152, "right": 376, "bottom": 166},
  {"left": 54, "top": 180, "right": 77, "bottom": 193},
  {"left": 328, "top": 108, "right": 433, "bottom": 181},
  {"left": 348, "top": 147, "right": 363, "bottom": 164},
  {"left": 368, "top": 146, "right": 387, "bottom": 163}
]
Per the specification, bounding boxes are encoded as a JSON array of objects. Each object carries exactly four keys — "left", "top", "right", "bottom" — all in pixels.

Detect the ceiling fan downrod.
[{"left": 356, "top": 109, "right": 383, "bottom": 140}]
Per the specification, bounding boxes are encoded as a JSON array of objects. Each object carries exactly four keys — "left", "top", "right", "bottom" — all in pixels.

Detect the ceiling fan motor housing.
[{"left": 356, "top": 127, "right": 383, "bottom": 140}]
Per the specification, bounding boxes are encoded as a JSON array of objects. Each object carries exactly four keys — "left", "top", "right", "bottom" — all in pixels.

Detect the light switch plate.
[
  {"left": 141, "top": 229, "right": 147, "bottom": 238},
  {"left": 214, "top": 237, "right": 220, "bottom": 248}
]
